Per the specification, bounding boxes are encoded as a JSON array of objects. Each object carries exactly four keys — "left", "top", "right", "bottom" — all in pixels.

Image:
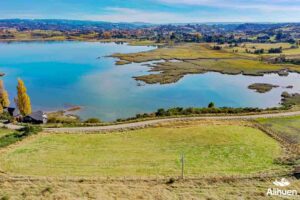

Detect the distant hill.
[
  {"left": 0, "top": 19, "right": 153, "bottom": 31},
  {"left": 0, "top": 19, "right": 299, "bottom": 34}
]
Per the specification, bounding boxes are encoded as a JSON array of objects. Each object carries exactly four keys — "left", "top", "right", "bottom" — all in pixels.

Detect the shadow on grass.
[{"left": 0, "top": 125, "right": 42, "bottom": 148}]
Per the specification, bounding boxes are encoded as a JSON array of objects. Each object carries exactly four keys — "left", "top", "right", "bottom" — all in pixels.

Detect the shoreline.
[
  {"left": 2, "top": 39, "right": 299, "bottom": 83},
  {"left": 0, "top": 38, "right": 163, "bottom": 46},
  {"left": 45, "top": 110, "right": 300, "bottom": 133},
  {"left": 0, "top": 40, "right": 299, "bottom": 124}
]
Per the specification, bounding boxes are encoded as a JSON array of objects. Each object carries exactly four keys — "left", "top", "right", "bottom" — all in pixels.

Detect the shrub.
[
  {"left": 254, "top": 49, "right": 264, "bottom": 54},
  {"left": 20, "top": 125, "right": 42, "bottom": 135},
  {"left": 0, "top": 133, "right": 22, "bottom": 148},
  {"left": 156, "top": 108, "right": 166, "bottom": 116},
  {"left": 268, "top": 47, "right": 282, "bottom": 53},
  {"left": 119, "top": 104, "right": 285, "bottom": 122},
  {"left": 1, "top": 196, "right": 9, "bottom": 200},
  {"left": 84, "top": 118, "right": 101, "bottom": 123},
  {"left": 0, "top": 125, "right": 42, "bottom": 148},
  {"left": 47, "top": 115, "right": 80, "bottom": 124},
  {"left": 166, "top": 177, "right": 176, "bottom": 184},
  {"left": 212, "top": 45, "right": 222, "bottom": 50},
  {"left": 41, "top": 187, "right": 53, "bottom": 195},
  {"left": 208, "top": 102, "right": 215, "bottom": 108},
  {"left": 0, "top": 112, "right": 12, "bottom": 121}
]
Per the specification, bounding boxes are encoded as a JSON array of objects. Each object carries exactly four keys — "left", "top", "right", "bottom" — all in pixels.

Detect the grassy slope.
[
  {"left": 257, "top": 115, "right": 300, "bottom": 145},
  {"left": 0, "top": 128, "right": 13, "bottom": 137},
  {"left": 0, "top": 124, "right": 284, "bottom": 177}
]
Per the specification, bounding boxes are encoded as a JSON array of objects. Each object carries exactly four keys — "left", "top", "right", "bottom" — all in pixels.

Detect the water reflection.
[{"left": 0, "top": 41, "right": 299, "bottom": 121}]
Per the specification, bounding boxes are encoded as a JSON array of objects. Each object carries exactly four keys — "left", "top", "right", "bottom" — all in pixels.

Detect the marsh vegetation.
[
  {"left": 248, "top": 83, "right": 279, "bottom": 93},
  {"left": 113, "top": 43, "right": 300, "bottom": 84}
]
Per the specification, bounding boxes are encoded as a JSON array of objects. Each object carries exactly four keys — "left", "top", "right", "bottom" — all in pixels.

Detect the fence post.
[{"left": 181, "top": 153, "right": 184, "bottom": 179}]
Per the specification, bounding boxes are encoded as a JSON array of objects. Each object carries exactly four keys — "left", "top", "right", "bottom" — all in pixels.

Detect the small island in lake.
[{"left": 248, "top": 83, "right": 279, "bottom": 93}]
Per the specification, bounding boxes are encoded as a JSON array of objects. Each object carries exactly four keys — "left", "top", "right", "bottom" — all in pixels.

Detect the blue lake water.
[{"left": 0, "top": 41, "right": 299, "bottom": 121}]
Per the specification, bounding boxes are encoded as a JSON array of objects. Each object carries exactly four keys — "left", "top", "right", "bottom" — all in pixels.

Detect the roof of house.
[{"left": 27, "top": 111, "right": 47, "bottom": 121}]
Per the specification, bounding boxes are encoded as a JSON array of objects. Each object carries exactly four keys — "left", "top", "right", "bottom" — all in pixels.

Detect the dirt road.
[{"left": 44, "top": 111, "right": 300, "bottom": 133}]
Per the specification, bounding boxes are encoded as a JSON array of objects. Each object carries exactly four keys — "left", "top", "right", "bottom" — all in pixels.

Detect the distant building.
[
  {"left": 5, "top": 108, "right": 48, "bottom": 124},
  {"left": 23, "top": 111, "right": 48, "bottom": 124}
]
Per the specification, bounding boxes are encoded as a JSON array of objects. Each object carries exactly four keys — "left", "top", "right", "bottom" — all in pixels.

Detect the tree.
[
  {"left": 84, "top": 118, "right": 101, "bottom": 123},
  {"left": 15, "top": 79, "right": 31, "bottom": 116},
  {"left": 0, "top": 104, "right": 3, "bottom": 114},
  {"left": 208, "top": 102, "right": 215, "bottom": 108},
  {"left": 1, "top": 90, "right": 10, "bottom": 108},
  {"left": 268, "top": 47, "right": 282, "bottom": 54},
  {"left": 170, "top": 32, "right": 176, "bottom": 41},
  {"left": 194, "top": 33, "right": 201, "bottom": 42},
  {"left": 156, "top": 108, "right": 166, "bottom": 116},
  {"left": 103, "top": 31, "right": 111, "bottom": 39},
  {"left": 212, "top": 45, "right": 222, "bottom": 50},
  {"left": 0, "top": 80, "right": 10, "bottom": 108},
  {"left": 275, "top": 32, "right": 283, "bottom": 41}
]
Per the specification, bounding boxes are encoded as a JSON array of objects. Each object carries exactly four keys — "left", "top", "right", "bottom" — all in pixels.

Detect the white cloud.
[
  {"left": 158, "top": 0, "right": 300, "bottom": 12},
  {"left": 80, "top": 7, "right": 203, "bottom": 23},
  {"left": 76, "top": 6, "right": 300, "bottom": 23}
]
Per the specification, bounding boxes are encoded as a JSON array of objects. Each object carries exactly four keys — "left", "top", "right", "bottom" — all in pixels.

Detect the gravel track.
[{"left": 44, "top": 111, "right": 300, "bottom": 133}]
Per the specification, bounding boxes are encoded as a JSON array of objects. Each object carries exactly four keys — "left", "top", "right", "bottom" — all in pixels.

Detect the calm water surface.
[{"left": 0, "top": 41, "right": 299, "bottom": 121}]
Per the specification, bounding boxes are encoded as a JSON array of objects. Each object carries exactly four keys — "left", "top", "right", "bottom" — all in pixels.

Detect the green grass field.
[
  {"left": 113, "top": 43, "right": 236, "bottom": 63},
  {"left": 0, "top": 124, "right": 285, "bottom": 177},
  {"left": 1, "top": 176, "right": 299, "bottom": 200},
  {"left": 222, "top": 42, "right": 300, "bottom": 55},
  {"left": 0, "top": 128, "right": 18, "bottom": 148},
  {"left": 257, "top": 115, "right": 300, "bottom": 145},
  {"left": 0, "top": 128, "right": 14, "bottom": 137}
]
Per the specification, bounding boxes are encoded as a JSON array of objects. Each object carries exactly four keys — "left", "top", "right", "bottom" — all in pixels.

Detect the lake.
[{"left": 0, "top": 41, "right": 299, "bottom": 121}]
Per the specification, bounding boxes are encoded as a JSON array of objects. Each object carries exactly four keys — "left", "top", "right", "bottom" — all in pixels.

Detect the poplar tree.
[
  {"left": 0, "top": 80, "right": 10, "bottom": 108},
  {"left": 15, "top": 79, "right": 31, "bottom": 116},
  {"left": 1, "top": 90, "right": 10, "bottom": 108}
]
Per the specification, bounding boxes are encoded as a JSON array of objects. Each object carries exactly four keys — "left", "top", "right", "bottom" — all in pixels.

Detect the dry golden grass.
[{"left": 0, "top": 177, "right": 299, "bottom": 200}]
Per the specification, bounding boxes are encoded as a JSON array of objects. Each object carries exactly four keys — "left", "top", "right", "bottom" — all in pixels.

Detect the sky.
[{"left": 1, "top": 0, "right": 300, "bottom": 23}]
